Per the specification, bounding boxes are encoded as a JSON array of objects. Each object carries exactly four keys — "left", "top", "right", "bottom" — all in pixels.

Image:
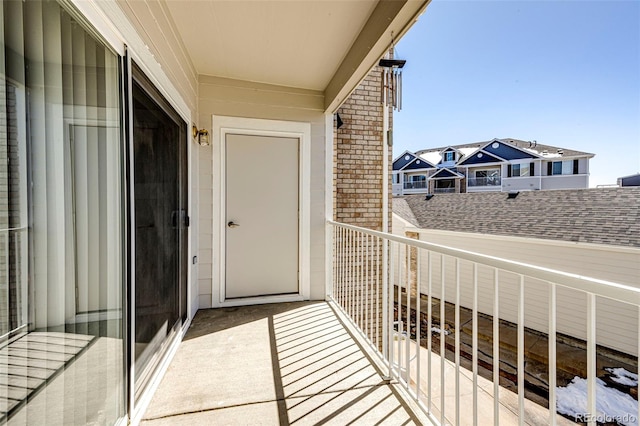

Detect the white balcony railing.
[
  {"left": 328, "top": 220, "right": 640, "bottom": 426},
  {"left": 404, "top": 181, "right": 428, "bottom": 190},
  {"left": 467, "top": 176, "right": 501, "bottom": 187}
]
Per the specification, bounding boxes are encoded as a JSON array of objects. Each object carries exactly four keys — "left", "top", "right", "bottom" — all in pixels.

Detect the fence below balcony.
[{"left": 328, "top": 220, "right": 640, "bottom": 426}]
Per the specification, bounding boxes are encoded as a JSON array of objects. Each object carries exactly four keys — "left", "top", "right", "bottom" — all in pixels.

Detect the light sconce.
[{"left": 192, "top": 125, "right": 210, "bottom": 146}]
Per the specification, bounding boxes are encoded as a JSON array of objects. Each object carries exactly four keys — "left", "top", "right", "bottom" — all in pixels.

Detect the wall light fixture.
[{"left": 192, "top": 125, "right": 210, "bottom": 146}]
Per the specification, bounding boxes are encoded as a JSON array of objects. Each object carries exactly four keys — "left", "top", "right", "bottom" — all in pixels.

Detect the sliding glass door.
[
  {"left": 131, "top": 65, "right": 188, "bottom": 399},
  {"left": 0, "top": 0, "right": 125, "bottom": 423},
  {"left": 1, "top": 1, "right": 190, "bottom": 422}
]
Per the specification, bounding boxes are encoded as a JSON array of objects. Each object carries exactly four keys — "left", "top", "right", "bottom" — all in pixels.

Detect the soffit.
[{"left": 164, "top": 0, "right": 379, "bottom": 91}]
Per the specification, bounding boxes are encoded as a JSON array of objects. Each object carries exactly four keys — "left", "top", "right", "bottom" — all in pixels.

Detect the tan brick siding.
[
  {"left": 332, "top": 66, "right": 393, "bottom": 349},
  {"left": 333, "top": 66, "right": 392, "bottom": 231}
]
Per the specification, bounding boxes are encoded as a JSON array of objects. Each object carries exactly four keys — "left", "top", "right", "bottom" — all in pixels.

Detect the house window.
[
  {"left": 443, "top": 151, "right": 455, "bottom": 162},
  {"left": 1, "top": 2, "right": 124, "bottom": 423},
  {"left": 474, "top": 169, "right": 500, "bottom": 186},
  {"left": 548, "top": 160, "right": 579, "bottom": 175},
  {"left": 511, "top": 163, "right": 532, "bottom": 177}
]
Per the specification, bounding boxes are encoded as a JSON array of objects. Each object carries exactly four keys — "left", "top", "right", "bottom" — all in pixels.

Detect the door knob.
[{"left": 228, "top": 221, "right": 240, "bottom": 228}]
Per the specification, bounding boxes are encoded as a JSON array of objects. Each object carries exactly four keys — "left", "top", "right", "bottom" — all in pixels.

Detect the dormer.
[{"left": 438, "top": 147, "right": 461, "bottom": 167}]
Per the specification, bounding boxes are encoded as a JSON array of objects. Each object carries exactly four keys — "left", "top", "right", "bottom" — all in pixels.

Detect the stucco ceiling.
[{"left": 164, "top": 1, "right": 380, "bottom": 90}]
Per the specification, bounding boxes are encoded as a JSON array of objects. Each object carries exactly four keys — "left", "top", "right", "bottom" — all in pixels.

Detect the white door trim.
[{"left": 211, "top": 115, "right": 311, "bottom": 307}]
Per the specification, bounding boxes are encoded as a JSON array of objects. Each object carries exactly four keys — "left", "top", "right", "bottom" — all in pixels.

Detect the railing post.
[
  {"left": 549, "top": 283, "right": 557, "bottom": 426},
  {"left": 382, "top": 236, "right": 390, "bottom": 379},
  {"left": 586, "top": 294, "right": 596, "bottom": 426}
]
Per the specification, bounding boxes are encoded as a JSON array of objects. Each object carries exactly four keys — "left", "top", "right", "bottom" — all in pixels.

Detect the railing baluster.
[
  {"left": 357, "top": 231, "right": 362, "bottom": 329},
  {"left": 365, "top": 234, "right": 370, "bottom": 342},
  {"left": 341, "top": 227, "right": 345, "bottom": 309},
  {"left": 397, "top": 243, "right": 403, "bottom": 378},
  {"left": 587, "top": 293, "right": 596, "bottom": 426},
  {"left": 440, "top": 254, "right": 446, "bottom": 425},
  {"left": 416, "top": 248, "right": 422, "bottom": 400},
  {"left": 346, "top": 229, "right": 351, "bottom": 317},
  {"left": 549, "top": 282, "right": 557, "bottom": 426},
  {"left": 518, "top": 274, "right": 525, "bottom": 426},
  {"left": 455, "top": 258, "right": 461, "bottom": 426},
  {"left": 473, "top": 263, "right": 478, "bottom": 426},
  {"left": 353, "top": 231, "right": 357, "bottom": 324},
  {"left": 406, "top": 242, "right": 411, "bottom": 387},
  {"left": 346, "top": 229, "right": 350, "bottom": 315},
  {"left": 427, "top": 250, "right": 433, "bottom": 413},
  {"left": 493, "top": 268, "right": 500, "bottom": 426},
  {"left": 332, "top": 226, "right": 336, "bottom": 302},
  {"left": 338, "top": 226, "right": 342, "bottom": 307},
  {"left": 376, "top": 236, "right": 380, "bottom": 349},
  {"left": 383, "top": 237, "right": 389, "bottom": 376},
  {"left": 389, "top": 240, "right": 395, "bottom": 378}
]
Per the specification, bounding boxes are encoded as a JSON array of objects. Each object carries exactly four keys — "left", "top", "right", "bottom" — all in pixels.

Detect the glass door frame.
[{"left": 122, "top": 50, "right": 190, "bottom": 419}]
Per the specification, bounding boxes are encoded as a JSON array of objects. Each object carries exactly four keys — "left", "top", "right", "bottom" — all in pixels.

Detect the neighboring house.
[
  {"left": 392, "top": 138, "right": 595, "bottom": 195},
  {"left": 392, "top": 188, "right": 640, "bottom": 356},
  {"left": 618, "top": 172, "right": 640, "bottom": 187},
  {"left": 0, "top": 1, "right": 427, "bottom": 424}
]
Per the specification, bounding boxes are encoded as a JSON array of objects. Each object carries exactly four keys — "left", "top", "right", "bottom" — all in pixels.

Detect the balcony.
[
  {"left": 141, "top": 221, "right": 639, "bottom": 425},
  {"left": 404, "top": 181, "right": 429, "bottom": 190},
  {"left": 467, "top": 177, "right": 502, "bottom": 187}
]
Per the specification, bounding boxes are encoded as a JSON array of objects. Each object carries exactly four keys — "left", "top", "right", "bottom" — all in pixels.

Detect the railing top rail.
[{"left": 328, "top": 220, "right": 640, "bottom": 306}]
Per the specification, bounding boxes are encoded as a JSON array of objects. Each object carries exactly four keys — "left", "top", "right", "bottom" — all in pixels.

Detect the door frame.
[{"left": 211, "top": 115, "right": 311, "bottom": 307}]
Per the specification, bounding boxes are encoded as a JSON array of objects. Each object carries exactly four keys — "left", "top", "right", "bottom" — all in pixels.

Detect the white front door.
[{"left": 225, "top": 133, "right": 299, "bottom": 299}]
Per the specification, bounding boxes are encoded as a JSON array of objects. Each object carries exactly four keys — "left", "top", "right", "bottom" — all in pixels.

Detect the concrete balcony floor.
[{"left": 141, "top": 301, "right": 423, "bottom": 425}]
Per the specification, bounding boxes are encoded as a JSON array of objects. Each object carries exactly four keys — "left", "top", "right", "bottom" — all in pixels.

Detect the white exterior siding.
[
  {"left": 502, "top": 176, "right": 540, "bottom": 191},
  {"left": 198, "top": 76, "right": 328, "bottom": 307},
  {"left": 541, "top": 174, "right": 589, "bottom": 190},
  {"left": 391, "top": 220, "right": 640, "bottom": 356},
  {"left": 113, "top": 0, "right": 199, "bottom": 113}
]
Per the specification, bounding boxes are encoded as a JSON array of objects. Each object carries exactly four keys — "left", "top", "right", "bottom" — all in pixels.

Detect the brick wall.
[
  {"left": 333, "top": 65, "right": 392, "bottom": 231},
  {"left": 332, "top": 66, "right": 393, "bottom": 349}
]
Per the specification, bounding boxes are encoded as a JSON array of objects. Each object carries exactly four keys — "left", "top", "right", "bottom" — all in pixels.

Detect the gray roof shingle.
[
  {"left": 393, "top": 198, "right": 419, "bottom": 227},
  {"left": 415, "top": 137, "right": 594, "bottom": 160},
  {"left": 393, "top": 188, "right": 640, "bottom": 248}
]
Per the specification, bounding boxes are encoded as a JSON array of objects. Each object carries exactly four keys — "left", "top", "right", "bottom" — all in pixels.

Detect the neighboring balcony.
[
  {"left": 401, "top": 180, "right": 430, "bottom": 195},
  {"left": 466, "top": 176, "right": 502, "bottom": 192},
  {"left": 404, "top": 181, "right": 429, "bottom": 190}
]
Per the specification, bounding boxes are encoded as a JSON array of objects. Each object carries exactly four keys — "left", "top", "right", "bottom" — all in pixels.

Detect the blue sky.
[{"left": 393, "top": 0, "right": 640, "bottom": 187}]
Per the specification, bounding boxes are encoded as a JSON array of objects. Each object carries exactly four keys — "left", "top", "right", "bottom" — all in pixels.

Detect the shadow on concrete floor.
[{"left": 141, "top": 301, "right": 422, "bottom": 425}]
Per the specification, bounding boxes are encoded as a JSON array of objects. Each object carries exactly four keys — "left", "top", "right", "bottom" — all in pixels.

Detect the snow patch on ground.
[
  {"left": 606, "top": 367, "right": 639, "bottom": 387},
  {"left": 430, "top": 326, "right": 450, "bottom": 336},
  {"left": 556, "top": 376, "right": 638, "bottom": 426}
]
